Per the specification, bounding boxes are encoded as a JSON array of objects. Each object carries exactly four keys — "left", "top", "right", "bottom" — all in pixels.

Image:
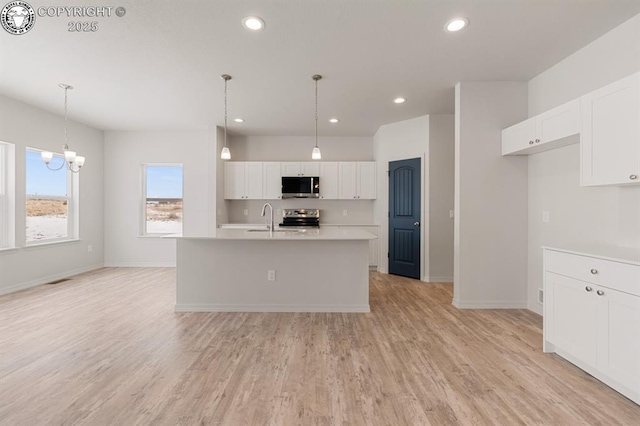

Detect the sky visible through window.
[
  {"left": 26, "top": 150, "right": 67, "bottom": 196},
  {"left": 146, "top": 165, "right": 183, "bottom": 198}
]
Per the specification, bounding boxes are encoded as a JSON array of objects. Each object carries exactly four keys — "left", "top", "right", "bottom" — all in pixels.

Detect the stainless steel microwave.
[{"left": 281, "top": 176, "right": 320, "bottom": 198}]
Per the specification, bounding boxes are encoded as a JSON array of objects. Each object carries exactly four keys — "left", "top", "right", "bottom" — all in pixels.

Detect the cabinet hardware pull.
[
  {"left": 630, "top": 174, "right": 638, "bottom": 180},
  {"left": 585, "top": 286, "right": 592, "bottom": 292},
  {"left": 529, "top": 141, "right": 534, "bottom": 145},
  {"left": 596, "top": 290, "right": 604, "bottom": 296},
  {"left": 535, "top": 138, "right": 540, "bottom": 143},
  {"left": 590, "top": 269, "right": 598, "bottom": 275}
]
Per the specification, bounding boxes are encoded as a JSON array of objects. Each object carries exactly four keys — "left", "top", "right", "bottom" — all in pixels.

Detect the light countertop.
[
  {"left": 543, "top": 245, "right": 640, "bottom": 266},
  {"left": 168, "top": 227, "right": 377, "bottom": 241}
]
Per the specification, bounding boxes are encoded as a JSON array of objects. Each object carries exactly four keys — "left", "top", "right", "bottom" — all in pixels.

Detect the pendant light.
[
  {"left": 220, "top": 74, "right": 232, "bottom": 160},
  {"left": 41, "top": 84, "right": 86, "bottom": 173},
  {"left": 311, "top": 74, "right": 322, "bottom": 160}
]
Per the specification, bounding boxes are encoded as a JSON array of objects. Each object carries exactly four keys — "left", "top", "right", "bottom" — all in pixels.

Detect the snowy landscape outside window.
[
  {"left": 25, "top": 148, "right": 76, "bottom": 243},
  {"left": 142, "top": 164, "right": 183, "bottom": 235}
]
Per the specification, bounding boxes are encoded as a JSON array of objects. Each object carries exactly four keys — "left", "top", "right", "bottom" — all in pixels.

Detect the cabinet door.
[
  {"left": 224, "top": 162, "right": 246, "bottom": 200},
  {"left": 338, "top": 162, "right": 358, "bottom": 199},
  {"left": 501, "top": 117, "right": 536, "bottom": 155},
  {"left": 596, "top": 287, "right": 640, "bottom": 395},
  {"left": 546, "top": 272, "right": 598, "bottom": 367},
  {"left": 245, "top": 163, "right": 263, "bottom": 199},
  {"left": 360, "top": 226, "right": 378, "bottom": 267},
  {"left": 319, "top": 162, "right": 339, "bottom": 199},
  {"left": 263, "top": 162, "right": 282, "bottom": 200},
  {"left": 536, "top": 99, "right": 580, "bottom": 144},
  {"left": 357, "top": 162, "right": 377, "bottom": 199},
  {"left": 281, "top": 162, "right": 301, "bottom": 177},
  {"left": 581, "top": 72, "right": 639, "bottom": 186},
  {"left": 301, "top": 162, "right": 320, "bottom": 177}
]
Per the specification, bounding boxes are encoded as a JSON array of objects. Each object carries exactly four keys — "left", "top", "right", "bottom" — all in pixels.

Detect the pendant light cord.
[
  {"left": 224, "top": 77, "right": 228, "bottom": 148},
  {"left": 64, "top": 87, "right": 69, "bottom": 147},
  {"left": 314, "top": 77, "right": 318, "bottom": 148}
]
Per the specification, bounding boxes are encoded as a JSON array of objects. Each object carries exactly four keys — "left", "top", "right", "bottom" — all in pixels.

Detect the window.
[
  {"left": 25, "top": 148, "right": 77, "bottom": 243},
  {"left": 142, "top": 164, "right": 183, "bottom": 235},
  {"left": 0, "top": 142, "right": 15, "bottom": 248}
]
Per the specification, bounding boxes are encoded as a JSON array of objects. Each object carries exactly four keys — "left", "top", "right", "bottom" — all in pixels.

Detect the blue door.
[{"left": 388, "top": 158, "right": 421, "bottom": 279}]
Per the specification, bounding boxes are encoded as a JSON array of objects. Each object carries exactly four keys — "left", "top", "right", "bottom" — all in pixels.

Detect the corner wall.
[
  {"left": 525, "top": 14, "right": 640, "bottom": 314},
  {"left": 0, "top": 95, "right": 104, "bottom": 294},
  {"left": 454, "top": 82, "right": 529, "bottom": 308},
  {"left": 104, "top": 129, "right": 217, "bottom": 266}
]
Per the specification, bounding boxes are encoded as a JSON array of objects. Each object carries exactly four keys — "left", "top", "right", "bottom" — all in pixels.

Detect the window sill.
[
  {"left": 138, "top": 234, "right": 176, "bottom": 239},
  {"left": 24, "top": 238, "right": 81, "bottom": 250}
]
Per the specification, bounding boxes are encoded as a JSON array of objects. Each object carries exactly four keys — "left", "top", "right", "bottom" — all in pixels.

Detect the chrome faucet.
[{"left": 261, "top": 203, "right": 274, "bottom": 235}]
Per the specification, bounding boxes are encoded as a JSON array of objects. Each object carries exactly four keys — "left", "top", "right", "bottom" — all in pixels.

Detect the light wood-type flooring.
[{"left": 1, "top": 268, "right": 638, "bottom": 425}]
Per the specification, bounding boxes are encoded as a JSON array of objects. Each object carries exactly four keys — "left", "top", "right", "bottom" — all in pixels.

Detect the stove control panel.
[{"left": 283, "top": 209, "right": 320, "bottom": 218}]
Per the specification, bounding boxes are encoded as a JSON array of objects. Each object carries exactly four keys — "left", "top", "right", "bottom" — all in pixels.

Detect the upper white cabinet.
[
  {"left": 581, "top": 72, "right": 639, "bottom": 186},
  {"left": 339, "top": 162, "right": 376, "bottom": 200},
  {"left": 224, "top": 162, "right": 263, "bottom": 200},
  {"left": 319, "top": 162, "right": 339, "bottom": 199},
  {"left": 262, "top": 162, "right": 282, "bottom": 200},
  {"left": 502, "top": 99, "right": 580, "bottom": 155},
  {"left": 281, "top": 162, "right": 320, "bottom": 177}
]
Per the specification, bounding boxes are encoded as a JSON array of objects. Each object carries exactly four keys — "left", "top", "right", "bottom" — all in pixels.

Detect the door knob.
[{"left": 413, "top": 222, "right": 420, "bottom": 227}]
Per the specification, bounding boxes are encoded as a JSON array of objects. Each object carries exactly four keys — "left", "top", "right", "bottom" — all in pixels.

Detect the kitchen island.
[{"left": 171, "top": 228, "right": 377, "bottom": 312}]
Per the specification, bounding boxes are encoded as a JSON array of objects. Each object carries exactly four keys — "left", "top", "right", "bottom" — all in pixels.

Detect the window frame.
[
  {"left": 140, "top": 163, "right": 184, "bottom": 236},
  {"left": 25, "top": 147, "right": 79, "bottom": 245},
  {"left": 0, "top": 142, "right": 15, "bottom": 249}
]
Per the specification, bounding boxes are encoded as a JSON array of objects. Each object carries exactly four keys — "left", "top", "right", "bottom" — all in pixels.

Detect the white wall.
[
  {"left": 525, "top": 14, "right": 640, "bottom": 314},
  {"left": 428, "top": 115, "right": 455, "bottom": 282},
  {"left": 0, "top": 95, "right": 104, "bottom": 294},
  {"left": 230, "top": 136, "right": 373, "bottom": 161},
  {"left": 454, "top": 82, "right": 529, "bottom": 308},
  {"left": 104, "top": 129, "right": 217, "bottom": 266}
]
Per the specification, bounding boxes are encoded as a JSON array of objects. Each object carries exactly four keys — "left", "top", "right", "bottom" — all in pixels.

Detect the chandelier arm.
[{"left": 46, "top": 161, "right": 66, "bottom": 171}]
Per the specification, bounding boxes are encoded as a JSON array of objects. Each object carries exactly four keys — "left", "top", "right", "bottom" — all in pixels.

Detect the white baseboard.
[
  {"left": 528, "top": 301, "right": 543, "bottom": 316},
  {"left": 0, "top": 263, "right": 103, "bottom": 296},
  {"left": 452, "top": 299, "right": 528, "bottom": 309},
  {"left": 103, "top": 261, "right": 175, "bottom": 267},
  {"left": 424, "top": 276, "right": 453, "bottom": 283},
  {"left": 175, "top": 303, "right": 371, "bottom": 313}
]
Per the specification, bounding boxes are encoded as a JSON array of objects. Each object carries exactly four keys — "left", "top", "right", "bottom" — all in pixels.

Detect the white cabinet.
[
  {"left": 224, "top": 162, "right": 263, "bottom": 200},
  {"left": 319, "top": 162, "right": 339, "bottom": 199},
  {"left": 543, "top": 248, "right": 640, "bottom": 403},
  {"left": 581, "top": 72, "right": 640, "bottom": 186},
  {"left": 338, "top": 162, "right": 376, "bottom": 200},
  {"left": 502, "top": 99, "right": 580, "bottom": 155},
  {"left": 281, "top": 162, "right": 320, "bottom": 177},
  {"left": 262, "top": 162, "right": 282, "bottom": 200}
]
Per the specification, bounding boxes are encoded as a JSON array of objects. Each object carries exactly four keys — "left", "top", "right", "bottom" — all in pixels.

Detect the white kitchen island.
[{"left": 171, "top": 228, "right": 376, "bottom": 312}]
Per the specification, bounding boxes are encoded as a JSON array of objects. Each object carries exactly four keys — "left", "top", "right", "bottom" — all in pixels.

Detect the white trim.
[
  {"left": 528, "top": 302, "right": 543, "bottom": 316},
  {"left": 23, "top": 238, "right": 81, "bottom": 249},
  {"left": 452, "top": 299, "right": 528, "bottom": 309},
  {"left": 425, "top": 276, "right": 453, "bottom": 283},
  {"left": 104, "top": 261, "right": 175, "bottom": 267},
  {"left": 175, "top": 303, "right": 371, "bottom": 313},
  {"left": 0, "top": 263, "right": 103, "bottom": 296}
]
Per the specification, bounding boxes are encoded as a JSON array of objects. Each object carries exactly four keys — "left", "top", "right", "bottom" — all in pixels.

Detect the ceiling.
[{"left": 1, "top": 1, "right": 639, "bottom": 136}]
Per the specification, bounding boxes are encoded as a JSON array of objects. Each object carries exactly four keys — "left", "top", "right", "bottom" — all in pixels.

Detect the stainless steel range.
[{"left": 280, "top": 209, "right": 320, "bottom": 228}]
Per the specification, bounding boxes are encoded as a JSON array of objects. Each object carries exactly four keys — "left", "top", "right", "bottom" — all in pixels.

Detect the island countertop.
[{"left": 168, "top": 227, "right": 377, "bottom": 241}]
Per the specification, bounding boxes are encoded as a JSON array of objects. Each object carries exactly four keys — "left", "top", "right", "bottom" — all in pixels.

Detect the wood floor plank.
[{"left": 0, "top": 268, "right": 638, "bottom": 425}]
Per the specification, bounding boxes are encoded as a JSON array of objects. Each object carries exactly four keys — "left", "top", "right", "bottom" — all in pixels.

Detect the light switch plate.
[
  {"left": 244, "top": 209, "right": 248, "bottom": 216},
  {"left": 542, "top": 211, "right": 549, "bottom": 223}
]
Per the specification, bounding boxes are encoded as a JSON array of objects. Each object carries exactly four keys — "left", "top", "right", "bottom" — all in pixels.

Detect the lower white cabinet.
[{"left": 544, "top": 248, "right": 640, "bottom": 403}]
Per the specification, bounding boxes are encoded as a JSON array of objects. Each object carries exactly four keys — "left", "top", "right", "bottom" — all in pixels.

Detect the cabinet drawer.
[{"left": 545, "top": 250, "right": 639, "bottom": 296}]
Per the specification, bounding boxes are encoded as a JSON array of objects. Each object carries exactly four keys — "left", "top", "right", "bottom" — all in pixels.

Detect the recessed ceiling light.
[
  {"left": 234, "top": 118, "right": 244, "bottom": 123},
  {"left": 242, "top": 16, "right": 265, "bottom": 31},
  {"left": 445, "top": 18, "right": 469, "bottom": 32},
  {"left": 394, "top": 97, "right": 406, "bottom": 104},
  {"left": 329, "top": 118, "right": 339, "bottom": 123}
]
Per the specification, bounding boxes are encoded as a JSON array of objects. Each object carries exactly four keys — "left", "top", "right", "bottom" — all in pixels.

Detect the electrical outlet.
[
  {"left": 87, "top": 245, "right": 93, "bottom": 253},
  {"left": 538, "top": 288, "right": 544, "bottom": 304},
  {"left": 542, "top": 211, "right": 549, "bottom": 223},
  {"left": 449, "top": 210, "right": 454, "bottom": 219},
  {"left": 244, "top": 209, "right": 248, "bottom": 216},
  {"left": 343, "top": 209, "right": 348, "bottom": 216},
  {"left": 267, "top": 270, "right": 276, "bottom": 281}
]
